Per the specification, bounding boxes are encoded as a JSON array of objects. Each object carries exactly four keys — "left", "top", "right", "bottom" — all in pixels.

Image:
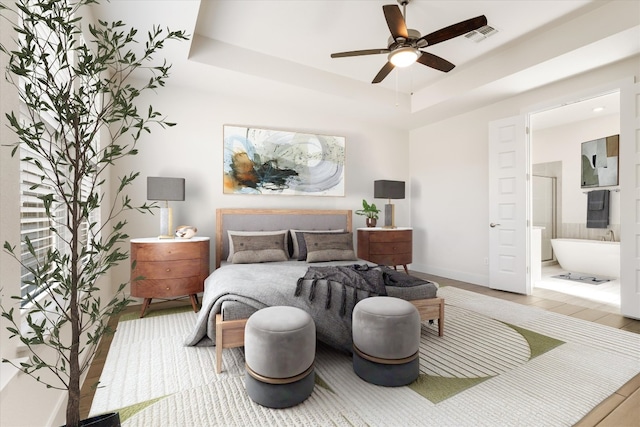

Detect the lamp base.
[
  {"left": 159, "top": 207, "right": 175, "bottom": 239},
  {"left": 383, "top": 204, "right": 396, "bottom": 228}
]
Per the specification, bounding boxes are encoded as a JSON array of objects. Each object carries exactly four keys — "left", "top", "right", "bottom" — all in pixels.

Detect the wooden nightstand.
[
  {"left": 130, "top": 237, "right": 210, "bottom": 317},
  {"left": 357, "top": 227, "right": 412, "bottom": 273}
]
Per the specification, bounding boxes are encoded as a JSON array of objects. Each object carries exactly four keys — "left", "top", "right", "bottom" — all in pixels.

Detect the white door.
[
  {"left": 488, "top": 116, "right": 530, "bottom": 294},
  {"left": 620, "top": 81, "right": 640, "bottom": 319}
]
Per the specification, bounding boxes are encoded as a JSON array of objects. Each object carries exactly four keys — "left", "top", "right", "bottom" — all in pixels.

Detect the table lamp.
[
  {"left": 147, "top": 177, "right": 185, "bottom": 238},
  {"left": 374, "top": 180, "right": 405, "bottom": 228}
]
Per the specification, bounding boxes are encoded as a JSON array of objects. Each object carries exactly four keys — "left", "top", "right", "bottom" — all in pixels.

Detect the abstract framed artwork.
[
  {"left": 223, "top": 125, "right": 345, "bottom": 196},
  {"left": 580, "top": 134, "right": 619, "bottom": 188}
]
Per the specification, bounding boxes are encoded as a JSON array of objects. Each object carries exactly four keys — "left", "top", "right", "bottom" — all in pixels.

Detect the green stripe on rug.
[
  {"left": 315, "top": 373, "right": 334, "bottom": 393},
  {"left": 504, "top": 322, "right": 565, "bottom": 359},
  {"left": 116, "top": 395, "right": 169, "bottom": 422},
  {"left": 119, "top": 306, "right": 193, "bottom": 322},
  {"left": 409, "top": 374, "right": 491, "bottom": 404}
]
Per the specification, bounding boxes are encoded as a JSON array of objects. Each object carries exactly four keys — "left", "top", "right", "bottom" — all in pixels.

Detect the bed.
[{"left": 185, "top": 208, "right": 444, "bottom": 373}]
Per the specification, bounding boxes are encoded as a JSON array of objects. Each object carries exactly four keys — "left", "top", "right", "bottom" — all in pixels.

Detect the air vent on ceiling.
[{"left": 464, "top": 25, "right": 498, "bottom": 42}]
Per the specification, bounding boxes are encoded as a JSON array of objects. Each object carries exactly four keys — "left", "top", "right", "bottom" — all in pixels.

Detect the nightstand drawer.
[
  {"left": 134, "top": 243, "right": 204, "bottom": 262},
  {"left": 370, "top": 241, "right": 411, "bottom": 255},
  {"left": 367, "top": 253, "right": 412, "bottom": 266},
  {"left": 133, "top": 259, "right": 200, "bottom": 279},
  {"left": 131, "top": 277, "right": 203, "bottom": 298},
  {"left": 368, "top": 231, "right": 411, "bottom": 243}
]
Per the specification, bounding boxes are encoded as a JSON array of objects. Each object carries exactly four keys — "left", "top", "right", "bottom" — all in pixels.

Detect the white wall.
[
  {"left": 409, "top": 55, "right": 639, "bottom": 286},
  {"left": 533, "top": 114, "right": 620, "bottom": 232},
  {"left": 0, "top": 0, "right": 21, "bottom": 364},
  {"left": 108, "top": 81, "right": 410, "bottom": 297}
]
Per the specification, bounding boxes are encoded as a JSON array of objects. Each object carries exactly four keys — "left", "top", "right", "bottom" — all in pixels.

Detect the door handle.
[{"left": 490, "top": 223, "right": 501, "bottom": 228}]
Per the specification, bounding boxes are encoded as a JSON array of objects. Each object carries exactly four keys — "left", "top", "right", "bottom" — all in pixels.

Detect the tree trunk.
[{"left": 67, "top": 164, "right": 82, "bottom": 427}]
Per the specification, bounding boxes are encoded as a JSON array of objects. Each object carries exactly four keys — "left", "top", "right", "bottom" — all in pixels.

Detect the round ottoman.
[
  {"left": 352, "top": 296, "right": 421, "bottom": 387},
  {"left": 244, "top": 306, "right": 316, "bottom": 408}
]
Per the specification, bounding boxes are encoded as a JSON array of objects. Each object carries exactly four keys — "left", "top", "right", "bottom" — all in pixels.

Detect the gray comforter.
[{"left": 185, "top": 261, "right": 433, "bottom": 353}]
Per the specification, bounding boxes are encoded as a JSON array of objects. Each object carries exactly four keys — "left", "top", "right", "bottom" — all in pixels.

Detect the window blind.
[{"left": 17, "top": 17, "right": 98, "bottom": 307}]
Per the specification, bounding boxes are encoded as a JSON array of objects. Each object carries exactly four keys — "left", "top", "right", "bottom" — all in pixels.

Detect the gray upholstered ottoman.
[
  {"left": 244, "top": 306, "right": 316, "bottom": 408},
  {"left": 352, "top": 296, "right": 421, "bottom": 387}
]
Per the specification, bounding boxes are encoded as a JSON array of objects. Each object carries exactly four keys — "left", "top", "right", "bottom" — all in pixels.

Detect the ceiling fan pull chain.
[{"left": 410, "top": 66, "right": 414, "bottom": 96}]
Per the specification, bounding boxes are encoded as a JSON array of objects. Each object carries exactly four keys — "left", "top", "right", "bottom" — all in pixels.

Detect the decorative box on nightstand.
[
  {"left": 357, "top": 227, "right": 412, "bottom": 273},
  {"left": 130, "top": 237, "right": 210, "bottom": 317}
]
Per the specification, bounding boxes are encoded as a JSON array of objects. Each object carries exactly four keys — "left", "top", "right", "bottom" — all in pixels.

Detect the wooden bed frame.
[{"left": 213, "top": 208, "right": 444, "bottom": 373}]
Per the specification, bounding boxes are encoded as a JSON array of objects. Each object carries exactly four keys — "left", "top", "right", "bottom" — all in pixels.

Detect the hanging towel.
[
  {"left": 588, "top": 189, "right": 606, "bottom": 210},
  {"left": 586, "top": 189, "right": 609, "bottom": 229}
]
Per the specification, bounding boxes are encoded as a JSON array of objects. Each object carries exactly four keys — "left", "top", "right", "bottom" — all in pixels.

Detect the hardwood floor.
[{"left": 80, "top": 275, "right": 640, "bottom": 425}]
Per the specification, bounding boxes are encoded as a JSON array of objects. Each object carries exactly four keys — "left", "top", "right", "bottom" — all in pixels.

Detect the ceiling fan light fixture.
[{"left": 388, "top": 47, "right": 419, "bottom": 67}]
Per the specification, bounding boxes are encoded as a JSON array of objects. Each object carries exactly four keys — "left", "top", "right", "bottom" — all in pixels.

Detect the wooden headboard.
[{"left": 215, "top": 209, "right": 352, "bottom": 268}]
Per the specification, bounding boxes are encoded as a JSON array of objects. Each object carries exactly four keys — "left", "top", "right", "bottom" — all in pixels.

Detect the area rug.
[
  {"left": 89, "top": 286, "right": 640, "bottom": 426},
  {"left": 551, "top": 272, "right": 611, "bottom": 285}
]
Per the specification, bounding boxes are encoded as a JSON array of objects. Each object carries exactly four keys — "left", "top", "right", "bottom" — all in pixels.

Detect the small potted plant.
[{"left": 355, "top": 199, "right": 381, "bottom": 227}]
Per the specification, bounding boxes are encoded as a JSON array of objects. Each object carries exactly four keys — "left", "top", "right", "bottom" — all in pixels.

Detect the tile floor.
[{"left": 535, "top": 264, "right": 620, "bottom": 313}]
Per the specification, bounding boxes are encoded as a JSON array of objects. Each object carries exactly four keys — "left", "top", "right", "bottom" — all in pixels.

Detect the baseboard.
[{"left": 410, "top": 263, "right": 489, "bottom": 287}]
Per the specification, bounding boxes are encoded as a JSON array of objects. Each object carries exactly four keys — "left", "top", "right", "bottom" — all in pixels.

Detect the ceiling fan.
[{"left": 330, "top": 0, "right": 488, "bottom": 84}]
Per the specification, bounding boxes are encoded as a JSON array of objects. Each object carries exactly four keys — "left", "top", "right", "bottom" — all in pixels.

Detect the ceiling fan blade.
[
  {"left": 372, "top": 61, "right": 395, "bottom": 84},
  {"left": 331, "top": 48, "right": 390, "bottom": 58},
  {"left": 417, "top": 52, "right": 455, "bottom": 72},
  {"left": 419, "top": 15, "right": 488, "bottom": 47},
  {"left": 383, "top": 4, "right": 408, "bottom": 40}
]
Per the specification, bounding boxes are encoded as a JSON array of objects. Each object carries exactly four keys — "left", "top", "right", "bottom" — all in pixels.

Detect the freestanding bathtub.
[{"left": 550, "top": 238, "right": 620, "bottom": 278}]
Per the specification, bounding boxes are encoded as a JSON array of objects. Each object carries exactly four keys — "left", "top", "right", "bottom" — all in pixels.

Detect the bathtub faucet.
[{"left": 606, "top": 229, "right": 615, "bottom": 241}]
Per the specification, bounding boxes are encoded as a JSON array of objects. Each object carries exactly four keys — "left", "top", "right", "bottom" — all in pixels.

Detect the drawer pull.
[{"left": 166, "top": 268, "right": 171, "bottom": 272}]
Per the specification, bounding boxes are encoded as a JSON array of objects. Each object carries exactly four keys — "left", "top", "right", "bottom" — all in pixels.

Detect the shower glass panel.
[{"left": 532, "top": 175, "right": 556, "bottom": 261}]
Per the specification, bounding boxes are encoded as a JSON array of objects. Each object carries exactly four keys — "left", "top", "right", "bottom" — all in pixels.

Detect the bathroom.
[{"left": 530, "top": 92, "right": 620, "bottom": 309}]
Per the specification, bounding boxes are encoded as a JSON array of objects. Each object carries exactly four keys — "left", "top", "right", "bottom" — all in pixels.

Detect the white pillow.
[
  {"left": 227, "top": 230, "right": 289, "bottom": 262},
  {"left": 290, "top": 229, "right": 344, "bottom": 260}
]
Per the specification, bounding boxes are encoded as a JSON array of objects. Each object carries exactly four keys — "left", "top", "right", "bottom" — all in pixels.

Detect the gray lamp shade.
[
  {"left": 147, "top": 177, "right": 185, "bottom": 201},
  {"left": 374, "top": 180, "right": 405, "bottom": 199}
]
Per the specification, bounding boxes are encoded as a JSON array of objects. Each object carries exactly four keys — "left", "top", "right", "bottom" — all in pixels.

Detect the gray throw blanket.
[
  {"left": 294, "top": 264, "right": 428, "bottom": 316},
  {"left": 295, "top": 264, "right": 387, "bottom": 315}
]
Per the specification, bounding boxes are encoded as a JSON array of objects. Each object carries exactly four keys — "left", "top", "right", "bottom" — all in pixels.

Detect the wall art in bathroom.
[
  {"left": 223, "top": 125, "right": 345, "bottom": 196},
  {"left": 580, "top": 134, "right": 619, "bottom": 188}
]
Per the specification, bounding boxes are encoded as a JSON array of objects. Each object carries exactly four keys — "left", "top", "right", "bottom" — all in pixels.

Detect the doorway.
[
  {"left": 529, "top": 91, "right": 621, "bottom": 311},
  {"left": 532, "top": 171, "right": 559, "bottom": 262}
]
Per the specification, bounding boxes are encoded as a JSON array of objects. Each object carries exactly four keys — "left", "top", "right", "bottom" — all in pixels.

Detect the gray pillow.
[
  {"left": 230, "top": 233, "right": 288, "bottom": 264},
  {"left": 227, "top": 230, "right": 288, "bottom": 262},
  {"left": 303, "top": 232, "right": 357, "bottom": 263},
  {"left": 290, "top": 229, "right": 344, "bottom": 259}
]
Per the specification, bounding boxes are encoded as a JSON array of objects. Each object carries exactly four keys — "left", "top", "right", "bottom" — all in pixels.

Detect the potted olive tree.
[
  {"left": 0, "top": 0, "right": 186, "bottom": 425},
  {"left": 355, "top": 199, "right": 381, "bottom": 227}
]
